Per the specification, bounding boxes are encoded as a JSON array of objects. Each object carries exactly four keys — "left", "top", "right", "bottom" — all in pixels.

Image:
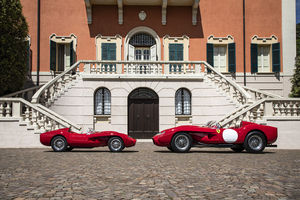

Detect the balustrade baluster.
[
  {"left": 32, "top": 109, "right": 38, "bottom": 130},
  {"left": 92, "top": 64, "right": 96, "bottom": 74},
  {"left": 249, "top": 111, "right": 254, "bottom": 122},
  {"left": 39, "top": 115, "right": 46, "bottom": 133},
  {"left": 287, "top": 102, "right": 292, "bottom": 116},
  {"left": 0, "top": 103, "right": 3, "bottom": 117},
  {"left": 24, "top": 105, "right": 30, "bottom": 123},
  {"left": 46, "top": 118, "right": 52, "bottom": 131},
  {"left": 273, "top": 102, "right": 279, "bottom": 116}
]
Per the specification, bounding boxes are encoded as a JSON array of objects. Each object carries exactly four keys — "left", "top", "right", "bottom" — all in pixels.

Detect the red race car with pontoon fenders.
[
  {"left": 40, "top": 128, "right": 136, "bottom": 152},
  {"left": 152, "top": 121, "right": 277, "bottom": 153}
]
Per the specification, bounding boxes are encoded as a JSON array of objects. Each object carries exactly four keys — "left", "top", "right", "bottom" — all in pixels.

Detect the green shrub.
[
  {"left": 0, "top": 0, "right": 28, "bottom": 96},
  {"left": 290, "top": 56, "right": 300, "bottom": 97}
]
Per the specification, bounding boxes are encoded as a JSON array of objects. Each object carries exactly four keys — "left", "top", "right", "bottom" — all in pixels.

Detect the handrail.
[
  {"left": 0, "top": 98, "right": 81, "bottom": 131},
  {"left": 243, "top": 86, "right": 282, "bottom": 99},
  {"left": 3, "top": 85, "right": 43, "bottom": 98},
  {"left": 31, "top": 60, "right": 81, "bottom": 103}
]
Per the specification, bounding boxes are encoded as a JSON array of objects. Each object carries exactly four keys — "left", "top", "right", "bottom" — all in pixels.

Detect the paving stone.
[{"left": 0, "top": 143, "right": 299, "bottom": 199}]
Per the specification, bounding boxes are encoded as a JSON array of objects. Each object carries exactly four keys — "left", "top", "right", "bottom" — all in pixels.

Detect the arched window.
[
  {"left": 94, "top": 88, "right": 111, "bottom": 115},
  {"left": 175, "top": 88, "right": 191, "bottom": 115}
]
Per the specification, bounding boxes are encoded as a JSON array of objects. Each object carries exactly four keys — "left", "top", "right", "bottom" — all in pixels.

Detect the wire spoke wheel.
[
  {"left": 108, "top": 137, "right": 124, "bottom": 152},
  {"left": 171, "top": 133, "right": 192, "bottom": 153}
]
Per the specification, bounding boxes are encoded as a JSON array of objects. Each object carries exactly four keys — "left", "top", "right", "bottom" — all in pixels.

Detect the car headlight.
[{"left": 155, "top": 131, "right": 165, "bottom": 136}]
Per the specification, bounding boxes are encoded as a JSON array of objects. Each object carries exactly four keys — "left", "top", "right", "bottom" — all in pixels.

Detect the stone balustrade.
[
  {"left": 3, "top": 85, "right": 43, "bottom": 102},
  {"left": 220, "top": 98, "right": 300, "bottom": 128},
  {"left": 242, "top": 86, "right": 282, "bottom": 101},
  {"left": 32, "top": 60, "right": 252, "bottom": 106},
  {"left": 0, "top": 98, "right": 81, "bottom": 133}
]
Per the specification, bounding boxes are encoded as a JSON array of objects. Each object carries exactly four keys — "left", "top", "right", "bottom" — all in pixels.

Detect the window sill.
[
  {"left": 175, "top": 115, "right": 192, "bottom": 124},
  {"left": 94, "top": 115, "right": 111, "bottom": 123}
]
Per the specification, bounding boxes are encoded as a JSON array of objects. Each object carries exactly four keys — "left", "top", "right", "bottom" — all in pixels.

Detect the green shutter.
[
  {"left": 101, "top": 43, "right": 108, "bottom": 60},
  {"left": 251, "top": 44, "right": 258, "bottom": 73},
  {"left": 206, "top": 43, "right": 214, "bottom": 73},
  {"left": 70, "top": 41, "right": 74, "bottom": 66},
  {"left": 50, "top": 40, "right": 56, "bottom": 71},
  {"left": 228, "top": 43, "right": 236, "bottom": 73},
  {"left": 272, "top": 43, "right": 280, "bottom": 73},
  {"left": 102, "top": 43, "right": 116, "bottom": 60}
]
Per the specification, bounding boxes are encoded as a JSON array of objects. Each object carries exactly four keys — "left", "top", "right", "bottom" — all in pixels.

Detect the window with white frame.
[
  {"left": 50, "top": 34, "right": 76, "bottom": 72},
  {"left": 175, "top": 88, "right": 191, "bottom": 115},
  {"left": 213, "top": 45, "right": 227, "bottom": 73},
  {"left": 257, "top": 45, "right": 270, "bottom": 72},
  {"left": 94, "top": 88, "right": 111, "bottom": 115}
]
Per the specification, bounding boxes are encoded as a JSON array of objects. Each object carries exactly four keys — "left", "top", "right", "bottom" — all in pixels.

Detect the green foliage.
[
  {"left": 0, "top": 0, "right": 28, "bottom": 96},
  {"left": 290, "top": 56, "right": 300, "bottom": 97},
  {"left": 297, "top": 23, "right": 300, "bottom": 56}
]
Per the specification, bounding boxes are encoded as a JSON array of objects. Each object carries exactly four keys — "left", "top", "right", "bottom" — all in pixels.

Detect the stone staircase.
[{"left": 1, "top": 60, "right": 300, "bottom": 148}]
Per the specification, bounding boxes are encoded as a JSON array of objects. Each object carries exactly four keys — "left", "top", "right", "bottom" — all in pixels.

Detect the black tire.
[
  {"left": 51, "top": 136, "right": 67, "bottom": 152},
  {"left": 167, "top": 146, "right": 174, "bottom": 152},
  {"left": 66, "top": 146, "right": 73, "bottom": 151},
  {"left": 108, "top": 137, "right": 125, "bottom": 152},
  {"left": 171, "top": 133, "right": 192, "bottom": 153},
  {"left": 244, "top": 131, "right": 266, "bottom": 153},
  {"left": 231, "top": 144, "right": 245, "bottom": 152}
]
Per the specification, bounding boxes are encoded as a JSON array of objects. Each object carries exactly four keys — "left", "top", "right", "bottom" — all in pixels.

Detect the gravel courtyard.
[{"left": 0, "top": 143, "right": 299, "bottom": 200}]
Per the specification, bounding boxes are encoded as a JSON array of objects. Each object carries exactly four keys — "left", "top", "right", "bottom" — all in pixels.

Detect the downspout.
[
  {"left": 37, "top": 0, "right": 40, "bottom": 86},
  {"left": 243, "top": 0, "right": 246, "bottom": 86}
]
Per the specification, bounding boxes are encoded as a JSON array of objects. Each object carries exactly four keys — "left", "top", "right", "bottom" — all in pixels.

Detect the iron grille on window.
[
  {"left": 95, "top": 88, "right": 111, "bottom": 115},
  {"left": 175, "top": 88, "right": 191, "bottom": 115},
  {"left": 129, "top": 33, "right": 156, "bottom": 47}
]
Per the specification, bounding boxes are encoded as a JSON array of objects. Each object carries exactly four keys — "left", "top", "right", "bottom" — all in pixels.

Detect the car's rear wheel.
[
  {"left": 244, "top": 131, "right": 266, "bottom": 153},
  {"left": 230, "top": 144, "right": 244, "bottom": 152},
  {"left": 171, "top": 133, "right": 192, "bottom": 153},
  {"left": 108, "top": 137, "right": 124, "bottom": 152},
  {"left": 51, "top": 136, "right": 67, "bottom": 152}
]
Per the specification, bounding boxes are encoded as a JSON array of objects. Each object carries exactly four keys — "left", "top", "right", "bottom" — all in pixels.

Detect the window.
[
  {"left": 94, "top": 88, "right": 111, "bottom": 115},
  {"left": 213, "top": 45, "right": 227, "bottom": 73},
  {"left": 175, "top": 88, "right": 191, "bottom": 115},
  {"left": 101, "top": 43, "right": 116, "bottom": 72},
  {"left": 251, "top": 35, "right": 280, "bottom": 73},
  {"left": 50, "top": 34, "right": 76, "bottom": 72},
  {"left": 169, "top": 43, "right": 183, "bottom": 72},
  {"left": 257, "top": 45, "right": 270, "bottom": 72},
  {"left": 206, "top": 35, "right": 236, "bottom": 73}
]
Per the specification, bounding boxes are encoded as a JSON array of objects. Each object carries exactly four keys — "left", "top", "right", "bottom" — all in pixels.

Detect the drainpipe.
[
  {"left": 243, "top": 0, "right": 246, "bottom": 86},
  {"left": 37, "top": 0, "right": 40, "bottom": 86}
]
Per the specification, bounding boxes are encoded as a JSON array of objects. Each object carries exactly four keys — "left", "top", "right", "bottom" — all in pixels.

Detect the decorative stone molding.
[
  {"left": 138, "top": 11, "right": 146, "bottom": 21},
  {"left": 95, "top": 34, "right": 122, "bottom": 61},
  {"left": 49, "top": 34, "right": 77, "bottom": 51},
  {"left": 124, "top": 26, "right": 161, "bottom": 61},
  {"left": 207, "top": 35, "right": 234, "bottom": 44},
  {"left": 251, "top": 35, "right": 278, "bottom": 44},
  {"left": 117, "top": 0, "right": 123, "bottom": 24},
  {"left": 162, "top": 0, "right": 167, "bottom": 25},
  {"left": 163, "top": 35, "right": 189, "bottom": 61},
  {"left": 84, "top": 0, "right": 92, "bottom": 24},
  {"left": 192, "top": 0, "right": 200, "bottom": 25}
]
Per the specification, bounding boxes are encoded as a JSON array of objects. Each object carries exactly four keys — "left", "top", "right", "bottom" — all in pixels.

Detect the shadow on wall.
[{"left": 87, "top": 5, "right": 203, "bottom": 38}]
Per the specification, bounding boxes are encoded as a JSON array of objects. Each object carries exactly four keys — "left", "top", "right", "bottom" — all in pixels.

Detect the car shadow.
[
  {"left": 154, "top": 150, "right": 275, "bottom": 154},
  {"left": 44, "top": 150, "right": 139, "bottom": 153}
]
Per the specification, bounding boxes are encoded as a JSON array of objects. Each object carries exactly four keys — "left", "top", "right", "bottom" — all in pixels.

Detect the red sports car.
[
  {"left": 40, "top": 128, "right": 136, "bottom": 152},
  {"left": 152, "top": 121, "right": 277, "bottom": 153}
]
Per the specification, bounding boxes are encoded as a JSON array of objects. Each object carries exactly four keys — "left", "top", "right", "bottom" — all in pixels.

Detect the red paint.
[{"left": 40, "top": 128, "right": 136, "bottom": 149}]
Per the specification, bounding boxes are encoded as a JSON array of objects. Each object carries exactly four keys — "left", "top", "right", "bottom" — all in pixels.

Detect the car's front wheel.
[
  {"left": 51, "top": 136, "right": 67, "bottom": 152},
  {"left": 244, "top": 131, "right": 266, "bottom": 153},
  {"left": 171, "top": 133, "right": 192, "bottom": 153},
  {"left": 108, "top": 137, "right": 125, "bottom": 152}
]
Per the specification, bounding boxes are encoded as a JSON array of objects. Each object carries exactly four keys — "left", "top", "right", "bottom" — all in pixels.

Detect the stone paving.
[{"left": 0, "top": 143, "right": 299, "bottom": 200}]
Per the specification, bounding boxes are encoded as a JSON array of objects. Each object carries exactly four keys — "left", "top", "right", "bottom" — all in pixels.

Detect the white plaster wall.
[
  {"left": 282, "top": 0, "right": 296, "bottom": 75},
  {"left": 226, "top": 73, "right": 293, "bottom": 97},
  {"left": 50, "top": 77, "right": 237, "bottom": 134},
  {"left": 267, "top": 120, "right": 300, "bottom": 149},
  {"left": 0, "top": 120, "right": 43, "bottom": 148}
]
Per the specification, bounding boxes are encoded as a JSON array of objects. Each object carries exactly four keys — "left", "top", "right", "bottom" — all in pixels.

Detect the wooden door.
[{"left": 128, "top": 89, "right": 159, "bottom": 139}]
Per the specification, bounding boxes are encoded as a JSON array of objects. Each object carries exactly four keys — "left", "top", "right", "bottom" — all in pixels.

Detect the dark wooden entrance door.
[{"left": 128, "top": 88, "right": 159, "bottom": 139}]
